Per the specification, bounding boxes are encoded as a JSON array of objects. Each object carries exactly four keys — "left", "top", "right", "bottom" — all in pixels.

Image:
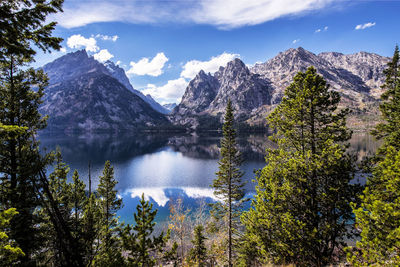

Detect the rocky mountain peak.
[
  {"left": 220, "top": 58, "right": 250, "bottom": 76},
  {"left": 42, "top": 49, "right": 109, "bottom": 86}
]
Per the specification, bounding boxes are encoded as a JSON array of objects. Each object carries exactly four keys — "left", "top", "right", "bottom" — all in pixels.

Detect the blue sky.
[{"left": 34, "top": 0, "right": 400, "bottom": 104}]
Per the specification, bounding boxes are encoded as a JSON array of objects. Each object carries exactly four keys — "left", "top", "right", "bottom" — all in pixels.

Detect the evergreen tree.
[
  {"left": 236, "top": 234, "right": 262, "bottom": 267},
  {"left": 347, "top": 45, "right": 400, "bottom": 265},
  {"left": 188, "top": 225, "right": 207, "bottom": 267},
  {"left": 347, "top": 146, "right": 400, "bottom": 266},
  {"left": 121, "top": 193, "right": 169, "bottom": 266},
  {"left": 93, "top": 161, "right": 124, "bottom": 266},
  {"left": 39, "top": 150, "right": 73, "bottom": 265},
  {"left": 70, "top": 170, "right": 87, "bottom": 242},
  {"left": 38, "top": 151, "right": 89, "bottom": 266},
  {"left": 0, "top": 208, "right": 24, "bottom": 266},
  {"left": 211, "top": 99, "right": 246, "bottom": 267},
  {"left": 371, "top": 45, "right": 400, "bottom": 150},
  {"left": 0, "top": 0, "right": 65, "bottom": 264},
  {"left": 82, "top": 193, "right": 100, "bottom": 266},
  {"left": 243, "top": 67, "right": 359, "bottom": 266}
]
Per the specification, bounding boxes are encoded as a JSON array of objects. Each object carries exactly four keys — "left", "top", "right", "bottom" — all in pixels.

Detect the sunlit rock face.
[
  {"left": 172, "top": 47, "right": 389, "bottom": 129},
  {"left": 171, "top": 59, "right": 273, "bottom": 128},
  {"left": 40, "top": 50, "right": 169, "bottom": 132}
]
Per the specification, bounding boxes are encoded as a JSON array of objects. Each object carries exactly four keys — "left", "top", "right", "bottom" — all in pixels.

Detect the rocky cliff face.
[
  {"left": 171, "top": 59, "right": 273, "bottom": 128},
  {"left": 40, "top": 51, "right": 169, "bottom": 132},
  {"left": 317, "top": 51, "right": 388, "bottom": 98},
  {"left": 172, "top": 47, "right": 389, "bottom": 129}
]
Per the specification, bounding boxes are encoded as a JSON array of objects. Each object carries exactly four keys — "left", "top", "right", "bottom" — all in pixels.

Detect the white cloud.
[
  {"left": 180, "top": 52, "right": 239, "bottom": 79},
  {"left": 93, "top": 49, "right": 114, "bottom": 62},
  {"left": 193, "top": 0, "right": 336, "bottom": 29},
  {"left": 292, "top": 39, "right": 300, "bottom": 44},
  {"left": 60, "top": 47, "right": 67, "bottom": 53},
  {"left": 95, "top": 34, "right": 119, "bottom": 42},
  {"left": 142, "top": 78, "right": 189, "bottom": 104},
  {"left": 127, "top": 52, "right": 169, "bottom": 77},
  {"left": 116, "top": 60, "right": 121, "bottom": 65},
  {"left": 355, "top": 22, "right": 376, "bottom": 30},
  {"left": 315, "top": 26, "right": 328, "bottom": 33},
  {"left": 53, "top": 0, "right": 337, "bottom": 29},
  {"left": 67, "top": 34, "right": 99, "bottom": 52}
]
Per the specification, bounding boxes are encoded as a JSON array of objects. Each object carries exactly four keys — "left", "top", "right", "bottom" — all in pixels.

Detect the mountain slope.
[
  {"left": 103, "top": 60, "right": 170, "bottom": 114},
  {"left": 40, "top": 51, "right": 169, "bottom": 132},
  {"left": 171, "top": 59, "right": 273, "bottom": 128},
  {"left": 172, "top": 47, "right": 389, "bottom": 129}
]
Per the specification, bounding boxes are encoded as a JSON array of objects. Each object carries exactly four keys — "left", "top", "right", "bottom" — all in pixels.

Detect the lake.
[{"left": 39, "top": 131, "right": 379, "bottom": 224}]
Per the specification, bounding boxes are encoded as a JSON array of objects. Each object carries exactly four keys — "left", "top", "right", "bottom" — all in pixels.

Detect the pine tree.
[
  {"left": 347, "top": 45, "right": 400, "bottom": 265},
  {"left": 243, "top": 67, "right": 359, "bottom": 266},
  {"left": 371, "top": 45, "right": 400, "bottom": 150},
  {"left": 188, "top": 225, "right": 207, "bottom": 267},
  {"left": 70, "top": 170, "right": 87, "bottom": 241},
  {"left": 347, "top": 146, "right": 400, "bottom": 266},
  {"left": 211, "top": 99, "right": 245, "bottom": 267},
  {"left": 93, "top": 161, "right": 124, "bottom": 266},
  {"left": 39, "top": 150, "right": 73, "bottom": 265},
  {"left": 0, "top": 208, "right": 24, "bottom": 266},
  {"left": 0, "top": 0, "right": 64, "bottom": 264},
  {"left": 121, "top": 193, "right": 169, "bottom": 266}
]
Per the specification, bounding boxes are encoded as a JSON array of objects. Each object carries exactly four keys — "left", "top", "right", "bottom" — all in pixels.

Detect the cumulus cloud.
[
  {"left": 67, "top": 34, "right": 99, "bottom": 52},
  {"left": 292, "top": 39, "right": 300, "bottom": 44},
  {"left": 142, "top": 78, "right": 188, "bottom": 104},
  {"left": 93, "top": 49, "right": 114, "bottom": 62},
  {"left": 53, "top": 0, "right": 337, "bottom": 29},
  {"left": 180, "top": 52, "right": 239, "bottom": 79},
  {"left": 95, "top": 34, "right": 119, "bottom": 42},
  {"left": 355, "top": 22, "right": 376, "bottom": 30},
  {"left": 60, "top": 47, "right": 67, "bottom": 53},
  {"left": 127, "top": 53, "right": 169, "bottom": 77}
]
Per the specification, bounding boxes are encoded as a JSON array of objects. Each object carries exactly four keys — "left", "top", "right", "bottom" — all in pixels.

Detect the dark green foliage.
[
  {"left": 121, "top": 193, "right": 169, "bottom": 266},
  {"left": 236, "top": 234, "right": 263, "bottom": 267},
  {"left": 0, "top": 0, "right": 64, "bottom": 264},
  {"left": 93, "top": 160, "right": 124, "bottom": 266},
  {"left": 243, "top": 67, "right": 359, "bottom": 266},
  {"left": 347, "top": 146, "right": 400, "bottom": 266},
  {"left": 372, "top": 45, "right": 400, "bottom": 151},
  {"left": 211, "top": 99, "right": 246, "bottom": 267},
  {"left": 188, "top": 225, "right": 207, "bottom": 267},
  {"left": 163, "top": 241, "right": 179, "bottom": 267},
  {"left": 0, "top": 208, "right": 24, "bottom": 266},
  {"left": 37, "top": 150, "right": 90, "bottom": 266},
  {"left": 347, "top": 45, "right": 400, "bottom": 266}
]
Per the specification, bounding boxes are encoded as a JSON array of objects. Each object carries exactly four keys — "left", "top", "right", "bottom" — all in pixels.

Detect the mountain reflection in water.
[{"left": 39, "top": 132, "right": 378, "bottom": 223}]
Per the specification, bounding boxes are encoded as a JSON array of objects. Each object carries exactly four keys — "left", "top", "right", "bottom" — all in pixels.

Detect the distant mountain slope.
[
  {"left": 172, "top": 47, "right": 389, "bottom": 129},
  {"left": 163, "top": 103, "right": 177, "bottom": 112},
  {"left": 40, "top": 51, "right": 169, "bottom": 132},
  {"left": 103, "top": 60, "right": 170, "bottom": 114}
]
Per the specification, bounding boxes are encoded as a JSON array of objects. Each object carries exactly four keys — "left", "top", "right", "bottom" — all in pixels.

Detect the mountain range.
[
  {"left": 39, "top": 48, "right": 389, "bottom": 132},
  {"left": 172, "top": 47, "right": 389, "bottom": 129}
]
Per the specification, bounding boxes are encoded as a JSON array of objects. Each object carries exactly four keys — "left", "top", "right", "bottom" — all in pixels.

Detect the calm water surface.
[{"left": 39, "top": 132, "right": 379, "bottom": 223}]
